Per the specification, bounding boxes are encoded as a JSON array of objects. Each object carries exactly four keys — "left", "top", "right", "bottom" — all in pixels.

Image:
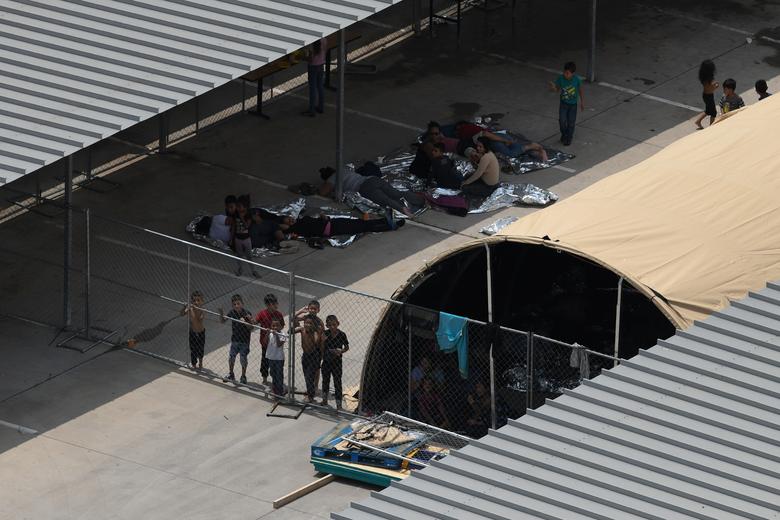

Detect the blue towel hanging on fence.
[{"left": 435, "top": 312, "right": 469, "bottom": 378}]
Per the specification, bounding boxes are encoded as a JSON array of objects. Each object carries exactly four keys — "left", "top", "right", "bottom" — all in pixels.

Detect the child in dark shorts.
[
  {"left": 181, "top": 290, "right": 206, "bottom": 369},
  {"left": 219, "top": 294, "right": 255, "bottom": 384},
  {"left": 321, "top": 315, "right": 349, "bottom": 409},
  {"left": 695, "top": 60, "right": 719, "bottom": 130}
]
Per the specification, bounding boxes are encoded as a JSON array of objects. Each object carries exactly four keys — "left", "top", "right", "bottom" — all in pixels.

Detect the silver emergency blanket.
[
  {"left": 468, "top": 183, "right": 558, "bottom": 214},
  {"left": 499, "top": 149, "right": 575, "bottom": 175},
  {"left": 374, "top": 150, "right": 426, "bottom": 192},
  {"left": 317, "top": 206, "right": 360, "bottom": 248},
  {"left": 479, "top": 216, "right": 519, "bottom": 235},
  {"left": 341, "top": 191, "right": 427, "bottom": 219},
  {"left": 187, "top": 197, "right": 313, "bottom": 257},
  {"left": 454, "top": 157, "right": 476, "bottom": 178},
  {"left": 186, "top": 214, "right": 280, "bottom": 258}
]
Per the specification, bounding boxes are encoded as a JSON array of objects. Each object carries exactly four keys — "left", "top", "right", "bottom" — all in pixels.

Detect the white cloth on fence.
[{"left": 569, "top": 343, "right": 590, "bottom": 380}]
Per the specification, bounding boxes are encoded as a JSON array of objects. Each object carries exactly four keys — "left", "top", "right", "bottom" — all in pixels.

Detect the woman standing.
[{"left": 303, "top": 38, "right": 327, "bottom": 117}]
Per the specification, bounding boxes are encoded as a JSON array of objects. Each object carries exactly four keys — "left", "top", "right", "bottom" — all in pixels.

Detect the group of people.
[
  {"left": 410, "top": 119, "right": 551, "bottom": 198},
  {"left": 409, "top": 356, "right": 493, "bottom": 438},
  {"left": 695, "top": 59, "right": 771, "bottom": 129},
  {"left": 182, "top": 291, "right": 350, "bottom": 409},
  {"left": 206, "top": 192, "right": 410, "bottom": 269}
]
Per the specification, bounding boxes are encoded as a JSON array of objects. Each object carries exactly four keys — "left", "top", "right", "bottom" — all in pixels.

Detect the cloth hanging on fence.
[
  {"left": 435, "top": 312, "right": 469, "bottom": 378},
  {"left": 569, "top": 343, "right": 590, "bottom": 380}
]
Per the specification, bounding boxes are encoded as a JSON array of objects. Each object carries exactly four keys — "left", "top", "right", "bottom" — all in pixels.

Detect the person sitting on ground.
[
  {"left": 465, "top": 381, "right": 491, "bottom": 438},
  {"left": 719, "top": 78, "right": 745, "bottom": 113},
  {"left": 430, "top": 143, "right": 463, "bottom": 189},
  {"left": 410, "top": 140, "right": 434, "bottom": 180},
  {"left": 455, "top": 121, "right": 548, "bottom": 161},
  {"left": 755, "top": 79, "right": 771, "bottom": 100},
  {"left": 318, "top": 167, "right": 424, "bottom": 218},
  {"left": 425, "top": 121, "right": 458, "bottom": 153},
  {"left": 415, "top": 377, "right": 451, "bottom": 430},
  {"left": 461, "top": 138, "right": 500, "bottom": 197},
  {"left": 249, "top": 209, "right": 284, "bottom": 249},
  {"left": 281, "top": 213, "right": 405, "bottom": 239}
]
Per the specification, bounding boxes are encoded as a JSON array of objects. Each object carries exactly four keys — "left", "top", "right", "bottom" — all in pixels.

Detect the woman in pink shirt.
[{"left": 304, "top": 38, "right": 327, "bottom": 116}]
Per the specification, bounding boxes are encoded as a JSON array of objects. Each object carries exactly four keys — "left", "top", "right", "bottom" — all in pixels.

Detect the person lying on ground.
[
  {"left": 249, "top": 209, "right": 284, "bottom": 249},
  {"left": 461, "top": 138, "right": 500, "bottom": 198},
  {"left": 455, "top": 121, "right": 548, "bottom": 161},
  {"left": 430, "top": 143, "right": 463, "bottom": 189},
  {"left": 280, "top": 213, "right": 406, "bottom": 239},
  {"left": 318, "top": 167, "right": 424, "bottom": 218}
]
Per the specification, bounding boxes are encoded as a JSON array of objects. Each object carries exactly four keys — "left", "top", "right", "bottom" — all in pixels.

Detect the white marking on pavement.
[
  {"left": 405, "top": 219, "right": 454, "bottom": 235},
  {"left": 484, "top": 51, "right": 699, "bottom": 112},
  {"left": 0, "top": 419, "right": 38, "bottom": 435},
  {"left": 289, "top": 92, "right": 424, "bottom": 132},
  {"left": 597, "top": 82, "right": 700, "bottom": 112},
  {"left": 92, "top": 234, "right": 317, "bottom": 300},
  {"left": 552, "top": 164, "right": 576, "bottom": 173}
]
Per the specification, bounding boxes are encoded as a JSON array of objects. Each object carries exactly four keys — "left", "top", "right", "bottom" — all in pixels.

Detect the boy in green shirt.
[{"left": 549, "top": 62, "right": 585, "bottom": 146}]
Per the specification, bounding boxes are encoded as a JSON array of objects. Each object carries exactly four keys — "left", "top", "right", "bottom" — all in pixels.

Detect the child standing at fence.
[
  {"left": 295, "top": 300, "right": 324, "bottom": 332},
  {"left": 296, "top": 315, "right": 323, "bottom": 403},
  {"left": 266, "top": 317, "right": 287, "bottom": 398},
  {"left": 256, "top": 293, "right": 285, "bottom": 386},
  {"left": 220, "top": 294, "right": 255, "bottom": 384},
  {"left": 181, "top": 290, "right": 206, "bottom": 369},
  {"left": 232, "top": 195, "right": 258, "bottom": 278},
  {"left": 321, "top": 315, "right": 349, "bottom": 410}
]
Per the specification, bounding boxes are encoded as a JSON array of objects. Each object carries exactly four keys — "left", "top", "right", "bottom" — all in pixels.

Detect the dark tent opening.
[{"left": 361, "top": 241, "right": 676, "bottom": 435}]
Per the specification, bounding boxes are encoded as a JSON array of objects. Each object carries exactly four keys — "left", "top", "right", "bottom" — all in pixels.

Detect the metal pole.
[
  {"left": 335, "top": 29, "right": 346, "bottom": 199},
  {"left": 408, "top": 308, "right": 413, "bottom": 417},
  {"left": 158, "top": 114, "right": 167, "bottom": 153},
  {"left": 195, "top": 97, "right": 200, "bottom": 134},
  {"left": 613, "top": 276, "right": 623, "bottom": 367},
  {"left": 287, "top": 272, "right": 296, "bottom": 401},
  {"left": 429, "top": 0, "right": 434, "bottom": 36},
  {"left": 84, "top": 208, "right": 90, "bottom": 338},
  {"left": 187, "top": 245, "right": 191, "bottom": 357},
  {"left": 412, "top": 0, "right": 421, "bottom": 35},
  {"left": 484, "top": 244, "right": 496, "bottom": 430},
  {"left": 63, "top": 156, "right": 73, "bottom": 328},
  {"left": 587, "top": 0, "right": 597, "bottom": 82},
  {"left": 525, "top": 331, "right": 533, "bottom": 411},
  {"left": 241, "top": 79, "right": 246, "bottom": 112},
  {"left": 86, "top": 147, "right": 93, "bottom": 181},
  {"left": 457, "top": 0, "right": 462, "bottom": 42}
]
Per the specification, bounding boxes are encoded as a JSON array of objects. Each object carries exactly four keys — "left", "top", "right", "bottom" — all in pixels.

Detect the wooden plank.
[{"left": 272, "top": 474, "right": 335, "bottom": 509}]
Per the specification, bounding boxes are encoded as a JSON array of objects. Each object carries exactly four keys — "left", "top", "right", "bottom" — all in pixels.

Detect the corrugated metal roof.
[
  {"left": 335, "top": 281, "right": 780, "bottom": 520},
  {"left": 0, "top": 0, "right": 399, "bottom": 184}
]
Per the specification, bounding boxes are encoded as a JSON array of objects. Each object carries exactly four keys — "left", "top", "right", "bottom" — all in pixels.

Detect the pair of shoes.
[
  {"left": 251, "top": 270, "right": 259, "bottom": 278},
  {"left": 335, "top": 401, "right": 342, "bottom": 411},
  {"left": 224, "top": 372, "right": 235, "bottom": 382},
  {"left": 320, "top": 399, "right": 329, "bottom": 406},
  {"left": 262, "top": 378, "right": 269, "bottom": 386},
  {"left": 239, "top": 375, "right": 247, "bottom": 384}
]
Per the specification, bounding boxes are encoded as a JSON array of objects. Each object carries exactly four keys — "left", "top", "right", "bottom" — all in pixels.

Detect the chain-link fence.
[{"left": 2, "top": 209, "right": 621, "bottom": 439}]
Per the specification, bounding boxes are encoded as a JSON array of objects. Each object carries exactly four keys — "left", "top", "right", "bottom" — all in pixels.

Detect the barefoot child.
[
  {"left": 181, "top": 290, "right": 206, "bottom": 369},
  {"left": 266, "top": 317, "right": 287, "bottom": 398},
  {"left": 219, "top": 294, "right": 255, "bottom": 384},
  {"left": 694, "top": 60, "right": 719, "bottom": 129},
  {"left": 296, "top": 315, "right": 323, "bottom": 403},
  {"left": 321, "top": 315, "right": 349, "bottom": 409}
]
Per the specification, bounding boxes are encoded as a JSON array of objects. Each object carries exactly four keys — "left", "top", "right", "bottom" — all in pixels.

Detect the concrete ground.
[{"left": 2, "top": 1, "right": 780, "bottom": 518}]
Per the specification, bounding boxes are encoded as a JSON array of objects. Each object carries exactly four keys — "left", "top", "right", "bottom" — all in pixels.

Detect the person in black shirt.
[
  {"left": 429, "top": 143, "right": 463, "bottom": 189},
  {"left": 219, "top": 294, "right": 255, "bottom": 384},
  {"left": 321, "top": 315, "right": 349, "bottom": 409}
]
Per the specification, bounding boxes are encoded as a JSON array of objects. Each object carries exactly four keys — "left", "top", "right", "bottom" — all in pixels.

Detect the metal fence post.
[
  {"left": 63, "top": 155, "right": 73, "bottom": 329},
  {"left": 335, "top": 29, "right": 346, "bottom": 199},
  {"left": 407, "top": 307, "right": 413, "bottom": 417},
  {"left": 614, "top": 276, "right": 623, "bottom": 367},
  {"left": 526, "top": 331, "right": 533, "bottom": 411},
  {"left": 287, "top": 272, "right": 296, "bottom": 401},
  {"left": 84, "top": 208, "right": 91, "bottom": 338},
  {"left": 195, "top": 98, "right": 200, "bottom": 134},
  {"left": 587, "top": 0, "right": 598, "bottom": 82},
  {"left": 484, "top": 243, "right": 497, "bottom": 430},
  {"left": 186, "top": 245, "right": 191, "bottom": 355}
]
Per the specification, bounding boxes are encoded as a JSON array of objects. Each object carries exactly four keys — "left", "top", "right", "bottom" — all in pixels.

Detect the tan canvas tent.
[{"left": 498, "top": 93, "right": 780, "bottom": 328}]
